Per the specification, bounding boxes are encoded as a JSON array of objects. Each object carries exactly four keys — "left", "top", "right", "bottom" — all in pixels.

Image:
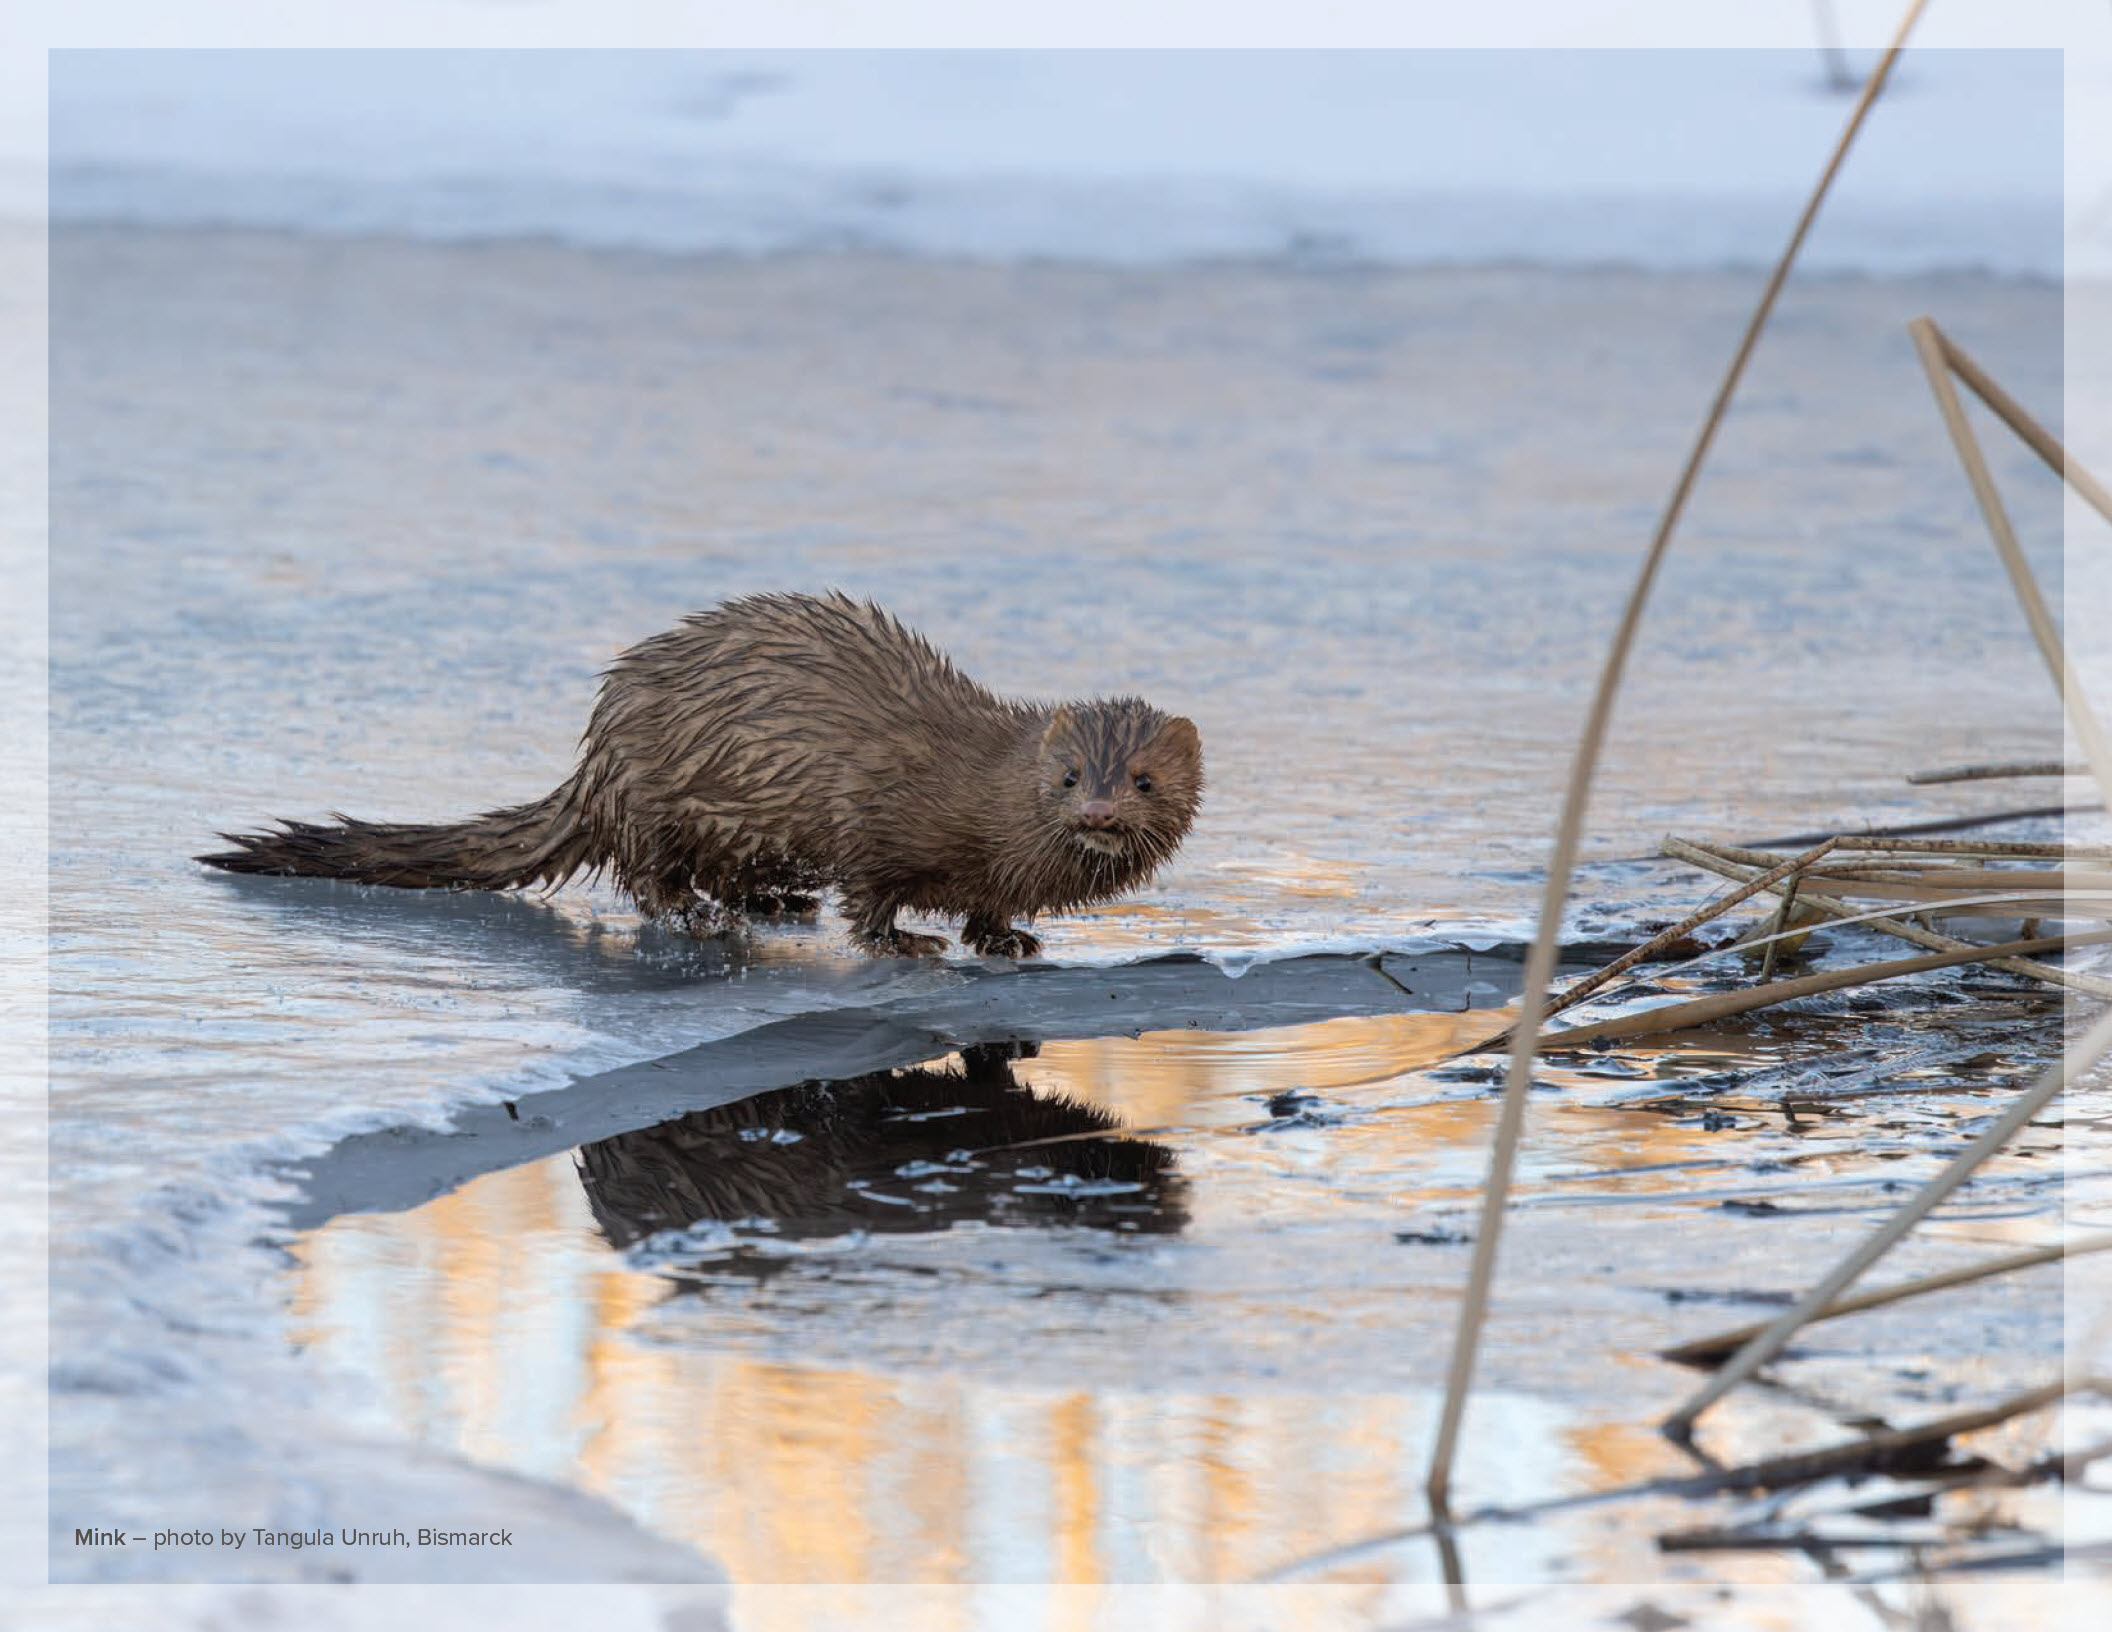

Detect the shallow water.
[
  {"left": 39, "top": 226, "right": 2094, "bottom": 1612},
  {"left": 284, "top": 1003, "right": 2079, "bottom": 1596}
]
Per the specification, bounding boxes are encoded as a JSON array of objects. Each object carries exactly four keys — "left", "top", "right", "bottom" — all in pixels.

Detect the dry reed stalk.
[
  {"left": 1451, "top": 887, "right": 2086, "bottom": 1061},
  {"left": 1656, "top": 1527, "right": 1945, "bottom": 1553},
  {"left": 1934, "top": 326, "right": 2112, "bottom": 532},
  {"left": 1732, "top": 880, "right": 2093, "bottom": 911},
  {"left": 1678, "top": 844, "right": 2076, "bottom": 913},
  {"left": 1909, "top": 760, "right": 2084, "bottom": 785},
  {"left": 1690, "top": 1378, "right": 2073, "bottom": 1492},
  {"left": 1661, "top": 1237, "right": 2108, "bottom": 1367},
  {"left": 1657, "top": 881, "right": 2105, "bottom": 977},
  {"left": 1706, "top": 837, "right": 2063, "bottom": 870},
  {"left": 1258, "top": 1380, "right": 2098, "bottom": 1582},
  {"left": 1421, "top": 2, "right": 1930, "bottom": 1511},
  {"left": 1756, "top": 804, "right": 2084, "bottom": 847},
  {"left": 1664, "top": 836, "right": 2112, "bottom": 998},
  {"left": 1538, "top": 928, "right": 2112, "bottom": 1049},
  {"left": 1660, "top": 1005, "right": 2112, "bottom": 1439},
  {"left": 1832, "top": 836, "right": 2099, "bottom": 858},
  {"left": 1757, "top": 868, "right": 1808, "bottom": 983},
  {"left": 1801, "top": 866, "right": 2080, "bottom": 887},
  {"left": 1804, "top": 867, "right": 2109, "bottom": 890},
  {"left": 1750, "top": 890, "right": 2101, "bottom": 919},
  {"left": 1472, "top": 838, "right": 1838, "bottom": 1053},
  {"left": 1909, "top": 317, "right": 2112, "bottom": 809}
]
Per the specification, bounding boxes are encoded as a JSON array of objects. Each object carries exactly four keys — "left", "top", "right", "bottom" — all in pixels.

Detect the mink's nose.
[{"left": 1080, "top": 799, "right": 1116, "bottom": 828}]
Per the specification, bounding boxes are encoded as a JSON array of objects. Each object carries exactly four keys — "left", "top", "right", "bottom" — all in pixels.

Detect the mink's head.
[{"left": 1033, "top": 699, "right": 1203, "bottom": 870}]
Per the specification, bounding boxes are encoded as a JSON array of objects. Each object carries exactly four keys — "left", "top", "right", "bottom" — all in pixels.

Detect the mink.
[{"left": 200, "top": 591, "right": 1204, "bottom": 957}]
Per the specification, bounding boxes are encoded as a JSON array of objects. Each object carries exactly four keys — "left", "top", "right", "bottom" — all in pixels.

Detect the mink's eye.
[
  {"left": 1062, "top": 768, "right": 1079, "bottom": 789},
  {"left": 1133, "top": 774, "right": 1154, "bottom": 793}
]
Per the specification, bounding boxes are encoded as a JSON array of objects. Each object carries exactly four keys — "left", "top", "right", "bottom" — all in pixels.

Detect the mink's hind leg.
[
  {"left": 736, "top": 891, "right": 821, "bottom": 919},
  {"left": 718, "top": 854, "right": 823, "bottom": 920},
  {"left": 622, "top": 862, "right": 735, "bottom": 938},
  {"left": 674, "top": 897, "right": 750, "bottom": 939},
  {"left": 628, "top": 876, "right": 704, "bottom": 925},
  {"left": 845, "top": 895, "right": 948, "bottom": 958},
  {"left": 728, "top": 860, "right": 824, "bottom": 920},
  {"left": 962, "top": 915, "right": 1042, "bottom": 959}
]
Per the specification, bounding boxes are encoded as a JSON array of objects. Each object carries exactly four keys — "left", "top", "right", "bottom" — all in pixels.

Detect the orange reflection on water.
[
  {"left": 286, "top": 1004, "right": 2013, "bottom": 1592},
  {"left": 1026, "top": 1006, "right": 1504, "bottom": 1124},
  {"left": 1008, "top": 1015, "right": 1785, "bottom": 1232},
  {"left": 290, "top": 1151, "right": 1595, "bottom": 1585}
]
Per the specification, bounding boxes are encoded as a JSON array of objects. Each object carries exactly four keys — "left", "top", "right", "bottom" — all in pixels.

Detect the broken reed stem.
[
  {"left": 1692, "top": 1378, "right": 2073, "bottom": 1493},
  {"left": 1555, "top": 840, "right": 1834, "bottom": 1013},
  {"left": 1909, "top": 760, "right": 2085, "bottom": 785},
  {"left": 1451, "top": 887, "right": 2084, "bottom": 1060},
  {"left": 1257, "top": 1388, "right": 2096, "bottom": 1583},
  {"left": 1657, "top": 1527, "right": 1945, "bottom": 1553},
  {"left": 1681, "top": 837, "right": 2112, "bottom": 989},
  {"left": 1743, "top": 881, "right": 2103, "bottom": 911},
  {"left": 1936, "top": 325, "right": 2112, "bottom": 533},
  {"left": 1421, "top": 2, "right": 1929, "bottom": 1513},
  {"left": 1676, "top": 840, "right": 2102, "bottom": 967},
  {"left": 1737, "top": 881, "right": 2106, "bottom": 911},
  {"left": 1909, "top": 317, "right": 2112, "bottom": 811},
  {"left": 1757, "top": 868, "right": 1805, "bottom": 983},
  {"left": 1474, "top": 838, "right": 1837, "bottom": 1052},
  {"left": 1805, "top": 866, "right": 2111, "bottom": 888},
  {"left": 1539, "top": 927, "right": 2112, "bottom": 1049},
  {"left": 1661, "top": 1237, "right": 2111, "bottom": 1367},
  {"left": 1661, "top": 1005, "right": 2112, "bottom": 1440},
  {"left": 1754, "top": 804, "right": 2088, "bottom": 848},
  {"left": 1831, "top": 835, "right": 2107, "bottom": 858},
  {"left": 1664, "top": 836, "right": 2112, "bottom": 999}
]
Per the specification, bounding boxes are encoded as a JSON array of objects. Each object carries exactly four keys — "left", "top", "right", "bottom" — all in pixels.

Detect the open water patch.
[{"left": 272, "top": 938, "right": 2077, "bottom": 1593}]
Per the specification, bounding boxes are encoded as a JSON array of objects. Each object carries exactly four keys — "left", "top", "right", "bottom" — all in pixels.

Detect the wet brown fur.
[{"left": 199, "top": 591, "right": 1204, "bottom": 957}]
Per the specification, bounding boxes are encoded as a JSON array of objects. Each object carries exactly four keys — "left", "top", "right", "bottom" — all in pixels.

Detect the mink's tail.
[{"left": 197, "top": 778, "right": 599, "bottom": 892}]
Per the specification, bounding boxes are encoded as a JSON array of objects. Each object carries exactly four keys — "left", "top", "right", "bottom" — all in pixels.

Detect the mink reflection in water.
[{"left": 576, "top": 1043, "right": 1187, "bottom": 1258}]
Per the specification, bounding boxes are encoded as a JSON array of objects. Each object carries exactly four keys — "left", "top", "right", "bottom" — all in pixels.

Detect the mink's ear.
[
  {"left": 1038, "top": 707, "right": 1075, "bottom": 755},
  {"left": 1150, "top": 715, "right": 1201, "bottom": 764}
]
